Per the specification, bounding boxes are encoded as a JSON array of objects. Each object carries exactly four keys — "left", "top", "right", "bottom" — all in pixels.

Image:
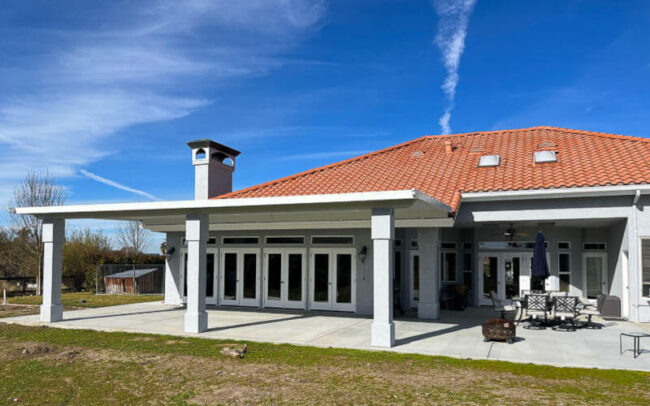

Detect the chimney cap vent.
[{"left": 187, "top": 139, "right": 241, "bottom": 157}]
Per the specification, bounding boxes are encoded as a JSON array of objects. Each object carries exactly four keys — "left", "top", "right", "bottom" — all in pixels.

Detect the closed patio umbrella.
[{"left": 532, "top": 231, "right": 550, "bottom": 282}]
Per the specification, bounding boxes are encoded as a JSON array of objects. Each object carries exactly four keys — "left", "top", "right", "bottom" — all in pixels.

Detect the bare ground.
[{"left": 0, "top": 336, "right": 647, "bottom": 405}]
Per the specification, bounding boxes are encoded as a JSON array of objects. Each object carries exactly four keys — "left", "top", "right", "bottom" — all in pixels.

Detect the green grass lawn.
[
  {"left": 0, "top": 323, "right": 648, "bottom": 405},
  {"left": 7, "top": 292, "right": 163, "bottom": 308}
]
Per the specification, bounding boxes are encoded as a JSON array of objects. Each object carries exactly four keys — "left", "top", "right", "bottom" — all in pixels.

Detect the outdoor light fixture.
[
  {"left": 165, "top": 247, "right": 176, "bottom": 260},
  {"left": 359, "top": 246, "right": 368, "bottom": 263}
]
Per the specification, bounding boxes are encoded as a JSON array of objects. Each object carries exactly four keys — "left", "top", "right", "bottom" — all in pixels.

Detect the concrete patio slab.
[{"left": 3, "top": 302, "right": 650, "bottom": 371}]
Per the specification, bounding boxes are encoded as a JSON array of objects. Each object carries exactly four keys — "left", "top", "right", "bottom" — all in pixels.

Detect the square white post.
[
  {"left": 417, "top": 228, "right": 440, "bottom": 319},
  {"left": 184, "top": 214, "right": 208, "bottom": 333},
  {"left": 371, "top": 208, "right": 395, "bottom": 347},
  {"left": 164, "top": 232, "right": 184, "bottom": 305},
  {"left": 41, "top": 218, "right": 65, "bottom": 322}
]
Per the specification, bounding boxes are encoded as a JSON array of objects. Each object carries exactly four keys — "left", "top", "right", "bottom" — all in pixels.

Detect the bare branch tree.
[
  {"left": 9, "top": 170, "right": 67, "bottom": 295},
  {"left": 115, "top": 221, "right": 152, "bottom": 257}
]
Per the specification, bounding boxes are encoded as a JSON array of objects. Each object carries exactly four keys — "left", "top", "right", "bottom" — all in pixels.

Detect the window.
[
  {"left": 394, "top": 239, "right": 402, "bottom": 249},
  {"left": 266, "top": 236, "right": 304, "bottom": 244},
  {"left": 558, "top": 241, "right": 571, "bottom": 250},
  {"left": 222, "top": 237, "right": 259, "bottom": 245},
  {"left": 478, "top": 154, "right": 500, "bottom": 167},
  {"left": 462, "top": 251, "right": 473, "bottom": 290},
  {"left": 311, "top": 236, "right": 354, "bottom": 245},
  {"left": 440, "top": 242, "right": 456, "bottom": 249},
  {"left": 462, "top": 242, "right": 472, "bottom": 250},
  {"left": 207, "top": 237, "right": 217, "bottom": 245},
  {"left": 441, "top": 251, "right": 457, "bottom": 282},
  {"left": 410, "top": 239, "right": 419, "bottom": 249},
  {"left": 534, "top": 150, "right": 557, "bottom": 163},
  {"left": 559, "top": 252, "right": 571, "bottom": 293},
  {"left": 642, "top": 239, "right": 650, "bottom": 297},
  {"left": 583, "top": 242, "right": 606, "bottom": 251}
]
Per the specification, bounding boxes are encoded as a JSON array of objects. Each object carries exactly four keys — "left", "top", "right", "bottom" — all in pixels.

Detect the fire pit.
[{"left": 482, "top": 318, "right": 516, "bottom": 344}]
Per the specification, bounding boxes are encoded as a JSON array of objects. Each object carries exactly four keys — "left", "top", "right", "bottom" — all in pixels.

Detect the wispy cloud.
[
  {"left": 80, "top": 170, "right": 161, "bottom": 201},
  {"left": 277, "top": 150, "right": 371, "bottom": 161},
  {"left": 0, "top": 0, "right": 327, "bottom": 212},
  {"left": 432, "top": 0, "right": 477, "bottom": 134}
]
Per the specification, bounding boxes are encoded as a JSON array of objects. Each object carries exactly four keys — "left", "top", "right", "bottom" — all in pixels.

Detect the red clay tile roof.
[{"left": 217, "top": 126, "right": 650, "bottom": 212}]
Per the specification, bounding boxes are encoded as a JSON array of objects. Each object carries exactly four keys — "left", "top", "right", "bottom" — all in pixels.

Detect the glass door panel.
[
  {"left": 223, "top": 253, "right": 238, "bottom": 302},
  {"left": 335, "top": 254, "right": 352, "bottom": 304},
  {"left": 266, "top": 253, "right": 282, "bottom": 302},
  {"left": 410, "top": 252, "right": 420, "bottom": 308},
  {"left": 482, "top": 256, "right": 498, "bottom": 304},
  {"left": 287, "top": 253, "right": 303, "bottom": 303},
  {"left": 242, "top": 253, "right": 257, "bottom": 300},
  {"left": 586, "top": 256, "right": 604, "bottom": 299},
  {"left": 504, "top": 257, "right": 520, "bottom": 299},
  {"left": 313, "top": 254, "right": 330, "bottom": 304},
  {"left": 206, "top": 253, "right": 215, "bottom": 299},
  {"left": 183, "top": 252, "right": 216, "bottom": 302}
]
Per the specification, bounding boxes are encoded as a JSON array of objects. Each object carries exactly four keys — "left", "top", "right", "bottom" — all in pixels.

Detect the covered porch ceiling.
[{"left": 14, "top": 189, "right": 454, "bottom": 231}]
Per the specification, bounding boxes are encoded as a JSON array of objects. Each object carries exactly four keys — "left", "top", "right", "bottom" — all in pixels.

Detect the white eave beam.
[
  {"left": 461, "top": 184, "right": 650, "bottom": 202},
  {"left": 13, "top": 189, "right": 452, "bottom": 221}
]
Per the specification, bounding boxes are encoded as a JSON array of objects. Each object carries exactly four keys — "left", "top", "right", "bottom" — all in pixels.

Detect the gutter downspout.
[{"left": 632, "top": 189, "right": 641, "bottom": 321}]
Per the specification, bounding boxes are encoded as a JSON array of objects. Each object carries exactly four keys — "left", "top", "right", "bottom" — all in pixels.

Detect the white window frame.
[
  {"left": 558, "top": 252, "right": 571, "bottom": 293},
  {"left": 311, "top": 235, "right": 355, "bottom": 245},
  {"left": 180, "top": 247, "right": 219, "bottom": 305},
  {"left": 265, "top": 236, "right": 305, "bottom": 245},
  {"left": 409, "top": 250, "right": 420, "bottom": 308},
  {"left": 440, "top": 249, "right": 457, "bottom": 283},
  {"left": 640, "top": 237, "right": 650, "bottom": 299},
  {"left": 308, "top": 248, "right": 356, "bottom": 312},
  {"left": 263, "top": 248, "right": 307, "bottom": 310},
  {"left": 582, "top": 252, "right": 608, "bottom": 301},
  {"left": 583, "top": 242, "right": 607, "bottom": 251},
  {"left": 222, "top": 236, "right": 260, "bottom": 245}
]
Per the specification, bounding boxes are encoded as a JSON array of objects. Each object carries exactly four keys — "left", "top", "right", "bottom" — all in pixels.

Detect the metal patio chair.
[
  {"left": 489, "top": 290, "right": 517, "bottom": 319},
  {"left": 523, "top": 294, "right": 549, "bottom": 329},
  {"left": 552, "top": 296, "right": 579, "bottom": 331},
  {"left": 579, "top": 294, "right": 607, "bottom": 329}
]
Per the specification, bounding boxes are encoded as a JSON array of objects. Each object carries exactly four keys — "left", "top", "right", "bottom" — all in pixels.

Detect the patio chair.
[
  {"left": 579, "top": 294, "right": 607, "bottom": 329},
  {"left": 489, "top": 290, "right": 516, "bottom": 319},
  {"left": 552, "top": 296, "right": 579, "bottom": 331},
  {"left": 523, "top": 294, "right": 549, "bottom": 329}
]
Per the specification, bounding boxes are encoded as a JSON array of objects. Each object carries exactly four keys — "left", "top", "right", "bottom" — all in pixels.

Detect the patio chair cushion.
[{"left": 580, "top": 308, "right": 600, "bottom": 316}]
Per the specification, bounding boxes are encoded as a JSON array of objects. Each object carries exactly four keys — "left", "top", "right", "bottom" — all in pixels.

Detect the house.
[{"left": 15, "top": 126, "right": 650, "bottom": 348}]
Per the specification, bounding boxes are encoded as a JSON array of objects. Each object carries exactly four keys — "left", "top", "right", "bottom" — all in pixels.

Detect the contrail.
[
  {"left": 432, "top": 0, "right": 477, "bottom": 134},
  {"left": 80, "top": 169, "right": 161, "bottom": 201}
]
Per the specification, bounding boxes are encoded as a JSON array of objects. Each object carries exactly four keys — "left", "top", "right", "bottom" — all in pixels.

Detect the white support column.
[
  {"left": 184, "top": 214, "right": 208, "bottom": 333},
  {"left": 41, "top": 218, "right": 65, "bottom": 322},
  {"left": 164, "top": 232, "right": 184, "bottom": 305},
  {"left": 418, "top": 228, "right": 440, "bottom": 319},
  {"left": 371, "top": 208, "right": 395, "bottom": 347}
]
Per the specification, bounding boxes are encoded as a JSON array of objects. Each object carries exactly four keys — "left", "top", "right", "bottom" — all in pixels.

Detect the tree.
[
  {"left": 62, "top": 228, "right": 111, "bottom": 291},
  {"left": 9, "top": 170, "right": 67, "bottom": 295},
  {"left": 115, "top": 221, "right": 152, "bottom": 257}
]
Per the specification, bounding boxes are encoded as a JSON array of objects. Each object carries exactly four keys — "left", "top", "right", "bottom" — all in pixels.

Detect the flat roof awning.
[{"left": 14, "top": 189, "right": 453, "bottom": 231}]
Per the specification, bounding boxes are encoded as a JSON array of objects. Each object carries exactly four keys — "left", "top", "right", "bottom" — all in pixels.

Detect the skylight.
[
  {"left": 534, "top": 150, "right": 557, "bottom": 163},
  {"left": 478, "top": 154, "right": 500, "bottom": 167}
]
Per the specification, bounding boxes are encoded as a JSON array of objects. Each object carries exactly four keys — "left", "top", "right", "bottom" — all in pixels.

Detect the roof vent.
[
  {"left": 478, "top": 154, "right": 500, "bottom": 167},
  {"left": 534, "top": 150, "right": 557, "bottom": 163},
  {"left": 537, "top": 141, "right": 556, "bottom": 149}
]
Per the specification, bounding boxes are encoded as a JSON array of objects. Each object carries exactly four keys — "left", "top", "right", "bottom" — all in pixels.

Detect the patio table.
[{"left": 620, "top": 332, "right": 650, "bottom": 358}]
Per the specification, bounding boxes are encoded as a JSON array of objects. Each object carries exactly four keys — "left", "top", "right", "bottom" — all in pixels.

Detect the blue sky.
[{"left": 1, "top": 1, "right": 649, "bottom": 251}]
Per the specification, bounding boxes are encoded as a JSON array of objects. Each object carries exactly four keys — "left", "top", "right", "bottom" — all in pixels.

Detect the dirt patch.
[
  {"left": 0, "top": 337, "right": 645, "bottom": 405},
  {"left": 0, "top": 305, "right": 39, "bottom": 319}
]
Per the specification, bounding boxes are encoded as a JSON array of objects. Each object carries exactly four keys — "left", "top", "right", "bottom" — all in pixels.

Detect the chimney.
[
  {"left": 444, "top": 140, "right": 453, "bottom": 154},
  {"left": 187, "top": 139, "right": 241, "bottom": 200}
]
